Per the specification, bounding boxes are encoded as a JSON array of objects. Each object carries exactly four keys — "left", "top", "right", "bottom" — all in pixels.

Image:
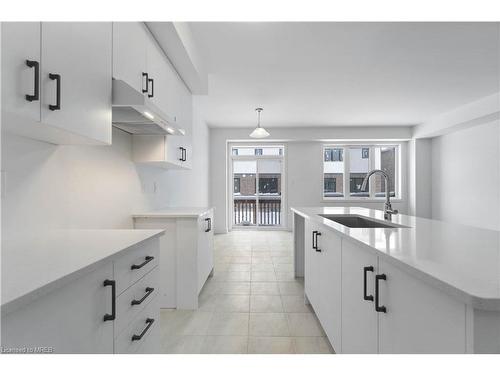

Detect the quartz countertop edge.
[
  {"left": 132, "top": 207, "right": 214, "bottom": 218},
  {"left": 292, "top": 206, "right": 500, "bottom": 311},
  {"left": 1, "top": 229, "right": 165, "bottom": 314}
]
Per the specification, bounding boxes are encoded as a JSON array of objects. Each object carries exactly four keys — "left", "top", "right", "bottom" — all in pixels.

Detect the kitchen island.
[{"left": 292, "top": 207, "right": 500, "bottom": 354}]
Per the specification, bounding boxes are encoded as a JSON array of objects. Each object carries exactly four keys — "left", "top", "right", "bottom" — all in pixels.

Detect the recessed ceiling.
[{"left": 187, "top": 22, "right": 500, "bottom": 128}]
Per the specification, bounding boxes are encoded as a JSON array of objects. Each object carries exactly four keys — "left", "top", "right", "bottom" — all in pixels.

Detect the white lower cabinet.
[
  {"left": 377, "top": 258, "right": 466, "bottom": 353},
  {"left": 1, "top": 237, "right": 160, "bottom": 353},
  {"left": 134, "top": 209, "right": 214, "bottom": 310},
  {"left": 1, "top": 262, "right": 114, "bottom": 353},
  {"left": 341, "top": 240, "right": 378, "bottom": 353},
  {"left": 304, "top": 218, "right": 472, "bottom": 354},
  {"left": 304, "top": 222, "right": 342, "bottom": 350}
]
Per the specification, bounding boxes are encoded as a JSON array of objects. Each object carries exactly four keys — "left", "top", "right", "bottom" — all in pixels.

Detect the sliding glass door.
[{"left": 231, "top": 146, "right": 284, "bottom": 228}]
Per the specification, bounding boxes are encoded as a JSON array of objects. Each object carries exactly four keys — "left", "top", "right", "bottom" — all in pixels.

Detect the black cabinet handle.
[
  {"left": 179, "top": 147, "right": 184, "bottom": 161},
  {"left": 375, "top": 274, "right": 387, "bottom": 313},
  {"left": 312, "top": 230, "right": 317, "bottom": 249},
  {"left": 131, "top": 287, "right": 155, "bottom": 306},
  {"left": 48, "top": 73, "right": 61, "bottom": 111},
  {"left": 25, "top": 60, "right": 39, "bottom": 102},
  {"left": 205, "top": 217, "right": 212, "bottom": 232},
  {"left": 103, "top": 279, "right": 116, "bottom": 321},
  {"left": 363, "top": 266, "right": 374, "bottom": 301},
  {"left": 131, "top": 255, "right": 154, "bottom": 270},
  {"left": 315, "top": 231, "right": 322, "bottom": 252},
  {"left": 148, "top": 78, "right": 154, "bottom": 98},
  {"left": 182, "top": 148, "right": 187, "bottom": 162},
  {"left": 132, "top": 318, "right": 155, "bottom": 341},
  {"left": 142, "top": 72, "right": 149, "bottom": 93}
]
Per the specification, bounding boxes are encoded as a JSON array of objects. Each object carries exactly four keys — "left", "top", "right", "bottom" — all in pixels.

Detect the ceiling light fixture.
[{"left": 249, "top": 107, "right": 269, "bottom": 138}]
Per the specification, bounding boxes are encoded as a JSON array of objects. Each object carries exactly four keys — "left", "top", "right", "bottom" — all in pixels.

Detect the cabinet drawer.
[
  {"left": 114, "top": 238, "right": 159, "bottom": 295},
  {"left": 114, "top": 295, "right": 159, "bottom": 354},
  {"left": 115, "top": 267, "right": 159, "bottom": 338}
]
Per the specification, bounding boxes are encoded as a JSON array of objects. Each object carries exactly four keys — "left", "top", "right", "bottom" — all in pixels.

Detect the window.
[
  {"left": 323, "top": 145, "right": 400, "bottom": 200},
  {"left": 231, "top": 146, "right": 283, "bottom": 156},
  {"left": 255, "top": 148, "right": 263, "bottom": 156},
  {"left": 324, "top": 148, "right": 343, "bottom": 162},
  {"left": 233, "top": 177, "right": 240, "bottom": 194},
  {"left": 259, "top": 177, "right": 279, "bottom": 194}
]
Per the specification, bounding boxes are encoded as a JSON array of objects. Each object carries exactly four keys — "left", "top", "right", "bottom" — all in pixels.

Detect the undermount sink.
[{"left": 318, "top": 214, "right": 409, "bottom": 229}]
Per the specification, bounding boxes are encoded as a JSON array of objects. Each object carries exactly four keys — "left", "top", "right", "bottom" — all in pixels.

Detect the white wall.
[
  {"left": 210, "top": 126, "right": 412, "bottom": 233},
  {"left": 431, "top": 120, "right": 500, "bottom": 231},
  {"left": 1, "top": 100, "right": 210, "bottom": 238}
]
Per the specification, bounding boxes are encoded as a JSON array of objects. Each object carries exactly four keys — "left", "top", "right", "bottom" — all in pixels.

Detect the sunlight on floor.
[{"left": 160, "top": 230, "right": 334, "bottom": 354}]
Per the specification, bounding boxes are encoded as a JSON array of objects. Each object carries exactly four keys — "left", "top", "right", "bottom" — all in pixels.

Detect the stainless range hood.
[{"left": 112, "top": 79, "right": 184, "bottom": 136}]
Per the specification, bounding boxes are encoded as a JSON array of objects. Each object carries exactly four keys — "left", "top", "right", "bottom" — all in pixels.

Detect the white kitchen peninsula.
[
  {"left": 133, "top": 207, "right": 214, "bottom": 310},
  {"left": 292, "top": 206, "right": 500, "bottom": 354}
]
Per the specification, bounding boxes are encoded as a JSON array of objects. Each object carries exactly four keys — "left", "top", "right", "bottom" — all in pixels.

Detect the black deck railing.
[{"left": 233, "top": 196, "right": 281, "bottom": 226}]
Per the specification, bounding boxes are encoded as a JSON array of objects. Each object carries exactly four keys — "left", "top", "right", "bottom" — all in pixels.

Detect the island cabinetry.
[{"left": 304, "top": 221, "right": 342, "bottom": 350}]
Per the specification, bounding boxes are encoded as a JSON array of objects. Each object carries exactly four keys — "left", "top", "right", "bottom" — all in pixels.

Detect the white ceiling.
[{"left": 187, "top": 22, "right": 499, "bottom": 128}]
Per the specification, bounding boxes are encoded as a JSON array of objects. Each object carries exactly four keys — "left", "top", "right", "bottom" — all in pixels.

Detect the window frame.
[{"left": 322, "top": 143, "right": 403, "bottom": 202}]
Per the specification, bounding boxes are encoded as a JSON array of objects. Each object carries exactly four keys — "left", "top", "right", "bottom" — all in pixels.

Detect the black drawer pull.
[
  {"left": 103, "top": 279, "right": 116, "bottom": 321},
  {"left": 179, "top": 147, "right": 184, "bottom": 161},
  {"left": 313, "top": 231, "right": 322, "bottom": 252},
  {"left": 132, "top": 318, "right": 155, "bottom": 341},
  {"left": 182, "top": 147, "right": 187, "bottom": 161},
  {"left": 148, "top": 78, "right": 154, "bottom": 98},
  {"left": 48, "top": 73, "right": 61, "bottom": 111},
  {"left": 142, "top": 72, "right": 149, "bottom": 93},
  {"left": 375, "top": 274, "right": 387, "bottom": 313},
  {"left": 363, "top": 266, "right": 374, "bottom": 301},
  {"left": 25, "top": 60, "right": 39, "bottom": 101},
  {"left": 131, "top": 287, "right": 155, "bottom": 306},
  {"left": 131, "top": 256, "right": 154, "bottom": 270},
  {"left": 205, "top": 217, "right": 212, "bottom": 232}
]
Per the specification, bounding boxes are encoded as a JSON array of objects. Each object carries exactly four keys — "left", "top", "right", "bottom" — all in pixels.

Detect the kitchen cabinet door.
[
  {"left": 146, "top": 38, "right": 171, "bottom": 115},
  {"left": 41, "top": 22, "right": 112, "bottom": 144},
  {"left": 377, "top": 258, "right": 467, "bottom": 353},
  {"left": 341, "top": 240, "right": 378, "bottom": 353},
  {"left": 304, "top": 220, "right": 321, "bottom": 310},
  {"left": 316, "top": 225, "right": 342, "bottom": 351},
  {"left": 1, "top": 262, "right": 114, "bottom": 353},
  {"left": 1, "top": 22, "right": 41, "bottom": 123},
  {"left": 112, "top": 22, "right": 148, "bottom": 93},
  {"left": 197, "top": 211, "right": 214, "bottom": 294}
]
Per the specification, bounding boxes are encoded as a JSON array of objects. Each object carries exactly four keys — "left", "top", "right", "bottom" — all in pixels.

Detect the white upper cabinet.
[
  {"left": 1, "top": 22, "right": 41, "bottom": 123},
  {"left": 112, "top": 22, "right": 148, "bottom": 94},
  {"left": 1, "top": 22, "right": 112, "bottom": 145},
  {"left": 41, "top": 23, "right": 112, "bottom": 144}
]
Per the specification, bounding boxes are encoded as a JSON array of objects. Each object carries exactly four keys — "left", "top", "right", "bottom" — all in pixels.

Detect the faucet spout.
[{"left": 361, "top": 169, "right": 398, "bottom": 220}]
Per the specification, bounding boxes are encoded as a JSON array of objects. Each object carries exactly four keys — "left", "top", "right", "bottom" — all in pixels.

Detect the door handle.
[
  {"left": 205, "top": 217, "right": 212, "bottom": 232},
  {"left": 131, "top": 256, "right": 154, "bottom": 270},
  {"left": 131, "top": 287, "right": 155, "bottom": 306},
  {"left": 148, "top": 78, "right": 154, "bottom": 98},
  {"left": 132, "top": 318, "right": 155, "bottom": 341},
  {"left": 48, "top": 73, "right": 61, "bottom": 111},
  {"left": 103, "top": 279, "right": 116, "bottom": 321},
  {"left": 363, "top": 266, "right": 374, "bottom": 301},
  {"left": 142, "top": 72, "right": 149, "bottom": 93},
  {"left": 375, "top": 274, "right": 387, "bottom": 313},
  {"left": 25, "top": 60, "right": 39, "bottom": 101}
]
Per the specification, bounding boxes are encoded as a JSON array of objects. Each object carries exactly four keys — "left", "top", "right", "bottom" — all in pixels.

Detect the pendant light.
[{"left": 249, "top": 107, "right": 270, "bottom": 138}]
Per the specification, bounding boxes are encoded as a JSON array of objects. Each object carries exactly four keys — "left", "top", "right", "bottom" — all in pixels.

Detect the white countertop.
[
  {"left": 1, "top": 229, "right": 164, "bottom": 314},
  {"left": 132, "top": 207, "right": 214, "bottom": 218},
  {"left": 292, "top": 206, "right": 500, "bottom": 311}
]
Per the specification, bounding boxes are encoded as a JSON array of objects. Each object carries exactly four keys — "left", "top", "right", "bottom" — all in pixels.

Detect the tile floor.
[{"left": 160, "top": 230, "right": 335, "bottom": 354}]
